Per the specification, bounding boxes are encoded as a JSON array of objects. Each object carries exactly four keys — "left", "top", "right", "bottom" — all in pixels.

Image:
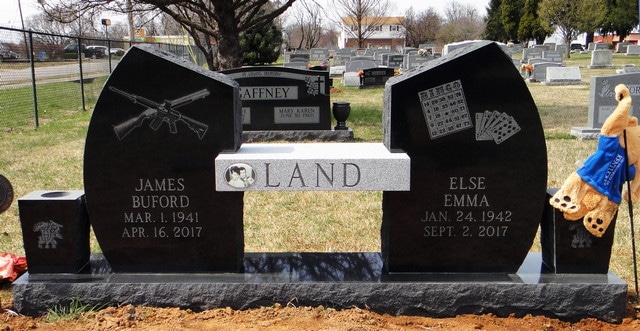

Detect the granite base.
[
  {"left": 242, "top": 129, "right": 354, "bottom": 142},
  {"left": 12, "top": 252, "right": 627, "bottom": 322},
  {"left": 570, "top": 127, "right": 600, "bottom": 140}
]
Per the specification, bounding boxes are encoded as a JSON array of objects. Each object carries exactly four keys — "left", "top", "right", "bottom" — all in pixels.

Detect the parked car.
[
  {"left": 87, "top": 45, "right": 108, "bottom": 56},
  {"left": 63, "top": 43, "right": 104, "bottom": 59},
  {"left": 570, "top": 43, "right": 585, "bottom": 52},
  {"left": 110, "top": 47, "right": 125, "bottom": 56},
  {"left": 0, "top": 45, "right": 20, "bottom": 61}
]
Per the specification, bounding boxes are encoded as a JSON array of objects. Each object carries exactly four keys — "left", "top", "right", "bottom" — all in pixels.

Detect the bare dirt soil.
[{"left": 2, "top": 296, "right": 640, "bottom": 331}]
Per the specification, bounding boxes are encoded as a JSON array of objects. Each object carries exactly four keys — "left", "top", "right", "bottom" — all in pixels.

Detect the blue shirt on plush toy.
[{"left": 577, "top": 135, "right": 636, "bottom": 204}]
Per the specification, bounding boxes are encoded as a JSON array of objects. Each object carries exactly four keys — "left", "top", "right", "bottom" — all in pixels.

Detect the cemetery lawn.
[{"left": 2, "top": 52, "right": 640, "bottom": 329}]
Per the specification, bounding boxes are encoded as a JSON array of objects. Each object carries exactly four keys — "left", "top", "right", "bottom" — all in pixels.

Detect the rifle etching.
[{"left": 110, "top": 86, "right": 209, "bottom": 140}]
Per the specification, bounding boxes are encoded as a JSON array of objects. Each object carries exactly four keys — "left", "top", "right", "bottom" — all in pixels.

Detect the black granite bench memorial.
[{"left": 12, "top": 42, "right": 627, "bottom": 322}]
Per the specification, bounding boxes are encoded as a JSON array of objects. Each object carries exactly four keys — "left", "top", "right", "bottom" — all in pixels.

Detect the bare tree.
[
  {"left": 437, "top": 1, "right": 485, "bottom": 44},
  {"left": 401, "top": 6, "right": 441, "bottom": 47},
  {"left": 284, "top": 0, "right": 325, "bottom": 50},
  {"left": 331, "top": 0, "right": 391, "bottom": 48},
  {"left": 26, "top": 13, "right": 76, "bottom": 44},
  {"left": 37, "top": 0, "right": 297, "bottom": 70}
]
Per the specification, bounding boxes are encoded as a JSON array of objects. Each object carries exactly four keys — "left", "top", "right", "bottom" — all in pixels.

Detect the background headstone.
[
  {"left": 530, "top": 62, "right": 563, "bottom": 82},
  {"left": 626, "top": 45, "right": 640, "bottom": 56},
  {"left": 616, "top": 41, "right": 631, "bottom": 53},
  {"left": 588, "top": 50, "right": 615, "bottom": 69},
  {"left": 405, "top": 53, "right": 434, "bottom": 69},
  {"left": 343, "top": 57, "right": 377, "bottom": 87},
  {"left": 382, "top": 41, "right": 547, "bottom": 272},
  {"left": 310, "top": 48, "right": 329, "bottom": 61},
  {"left": 542, "top": 66, "right": 584, "bottom": 85},
  {"left": 360, "top": 67, "right": 396, "bottom": 88},
  {"left": 386, "top": 54, "right": 405, "bottom": 69},
  {"left": 542, "top": 50, "right": 563, "bottom": 63},
  {"left": 283, "top": 58, "right": 310, "bottom": 70},
  {"left": 221, "top": 66, "right": 331, "bottom": 131},
  {"left": 587, "top": 72, "right": 640, "bottom": 128},
  {"left": 522, "top": 48, "right": 543, "bottom": 63},
  {"left": 83, "top": 45, "right": 244, "bottom": 272}
]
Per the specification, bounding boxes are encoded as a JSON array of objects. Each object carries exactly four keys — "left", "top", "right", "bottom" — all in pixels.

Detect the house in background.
[{"left": 339, "top": 16, "right": 406, "bottom": 50}]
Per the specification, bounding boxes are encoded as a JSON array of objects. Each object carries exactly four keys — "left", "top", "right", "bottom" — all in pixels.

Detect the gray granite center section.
[{"left": 215, "top": 143, "right": 410, "bottom": 191}]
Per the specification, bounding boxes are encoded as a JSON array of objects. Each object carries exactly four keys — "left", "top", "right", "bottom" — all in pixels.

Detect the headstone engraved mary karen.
[
  {"left": 382, "top": 41, "right": 548, "bottom": 272},
  {"left": 83, "top": 45, "right": 244, "bottom": 272},
  {"left": 220, "top": 67, "right": 330, "bottom": 131}
]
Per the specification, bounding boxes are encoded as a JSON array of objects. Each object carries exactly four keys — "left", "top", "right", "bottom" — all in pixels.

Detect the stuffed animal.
[{"left": 550, "top": 84, "right": 640, "bottom": 237}]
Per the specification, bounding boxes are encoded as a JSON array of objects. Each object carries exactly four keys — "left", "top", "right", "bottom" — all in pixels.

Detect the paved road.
[{"left": 0, "top": 59, "right": 116, "bottom": 87}]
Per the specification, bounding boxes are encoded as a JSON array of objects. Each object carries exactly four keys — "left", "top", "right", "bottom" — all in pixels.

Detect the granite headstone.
[
  {"left": 530, "top": 62, "right": 563, "bottom": 82},
  {"left": 221, "top": 66, "right": 331, "bottom": 131},
  {"left": 587, "top": 73, "right": 640, "bottom": 128},
  {"left": 588, "top": 50, "right": 615, "bottom": 69},
  {"left": 541, "top": 189, "right": 616, "bottom": 274},
  {"left": 542, "top": 66, "right": 584, "bottom": 85},
  {"left": 522, "top": 48, "right": 543, "bottom": 63},
  {"left": 83, "top": 45, "right": 244, "bottom": 272},
  {"left": 387, "top": 54, "right": 404, "bottom": 68},
  {"left": 283, "top": 58, "right": 310, "bottom": 70},
  {"left": 18, "top": 190, "right": 89, "bottom": 273},
  {"left": 382, "top": 41, "right": 547, "bottom": 272},
  {"left": 360, "top": 67, "right": 396, "bottom": 88},
  {"left": 626, "top": 45, "right": 640, "bottom": 56},
  {"left": 310, "top": 48, "right": 329, "bottom": 61}
]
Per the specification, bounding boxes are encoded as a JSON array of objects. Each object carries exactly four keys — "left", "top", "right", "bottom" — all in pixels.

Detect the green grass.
[
  {"left": 2, "top": 52, "right": 640, "bottom": 292},
  {"left": 44, "top": 298, "right": 105, "bottom": 323},
  {"left": 0, "top": 76, "right": 106, "bottom": 132}
]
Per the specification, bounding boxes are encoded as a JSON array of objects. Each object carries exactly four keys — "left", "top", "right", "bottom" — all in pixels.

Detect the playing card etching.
[
  {"left": 419, "top": 79, "right": 473, "bottom": 140},
  {"left": 475, "top": 111, "right": 521, "bottom": 144},
  {"left": 33, "top": 220, "right": 64, "bottom": 249}
]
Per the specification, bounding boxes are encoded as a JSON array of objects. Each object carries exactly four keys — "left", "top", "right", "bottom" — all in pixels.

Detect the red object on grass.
[{"left": 0, "top": 253, "right": 27, "bottom": 282}]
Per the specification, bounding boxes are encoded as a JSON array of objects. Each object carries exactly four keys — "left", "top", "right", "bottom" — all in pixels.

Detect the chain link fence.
[{"left": 0, "top": 26, "right": 205, "bottom": 132}]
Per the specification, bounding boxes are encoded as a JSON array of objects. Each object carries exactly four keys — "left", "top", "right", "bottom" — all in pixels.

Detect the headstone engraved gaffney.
[
  {"left": 220, "top": 67, "right": 330, "bottom": 131},
  {"left": 83, "top": 44, "right": 244, "bottom": 272},
  {"left": 382, "top": 41, "right": 548, "bottom": 272}
]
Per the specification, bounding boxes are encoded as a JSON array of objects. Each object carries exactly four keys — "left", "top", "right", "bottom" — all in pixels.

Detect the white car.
[
  {"left": 87, "top": 45, "right": 108, "bottom": 56},
  {"left": 110, "top": 48, "right": 125, "bottom": 56}
]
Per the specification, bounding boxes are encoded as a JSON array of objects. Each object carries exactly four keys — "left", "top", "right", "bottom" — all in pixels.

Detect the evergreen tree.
[
  {"left": 240, "top": 23, "right": 283, "bottom": 66},
  {"left": 483, "top": 0, "right": 508, "bottom": 42},
  {"left": 600, "top": 0, "right": 639, "bottom": 41},
  {"left": 500, "top": 0, "right": 524, "bottom": 42},
  {"left": 517, "top": 0, "right": 551, "bottom": 44}
]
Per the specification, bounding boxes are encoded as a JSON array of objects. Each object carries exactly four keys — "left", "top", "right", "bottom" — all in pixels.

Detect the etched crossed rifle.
[{"left": 109, "top": 86, "right": 209, "bottom": 140}]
